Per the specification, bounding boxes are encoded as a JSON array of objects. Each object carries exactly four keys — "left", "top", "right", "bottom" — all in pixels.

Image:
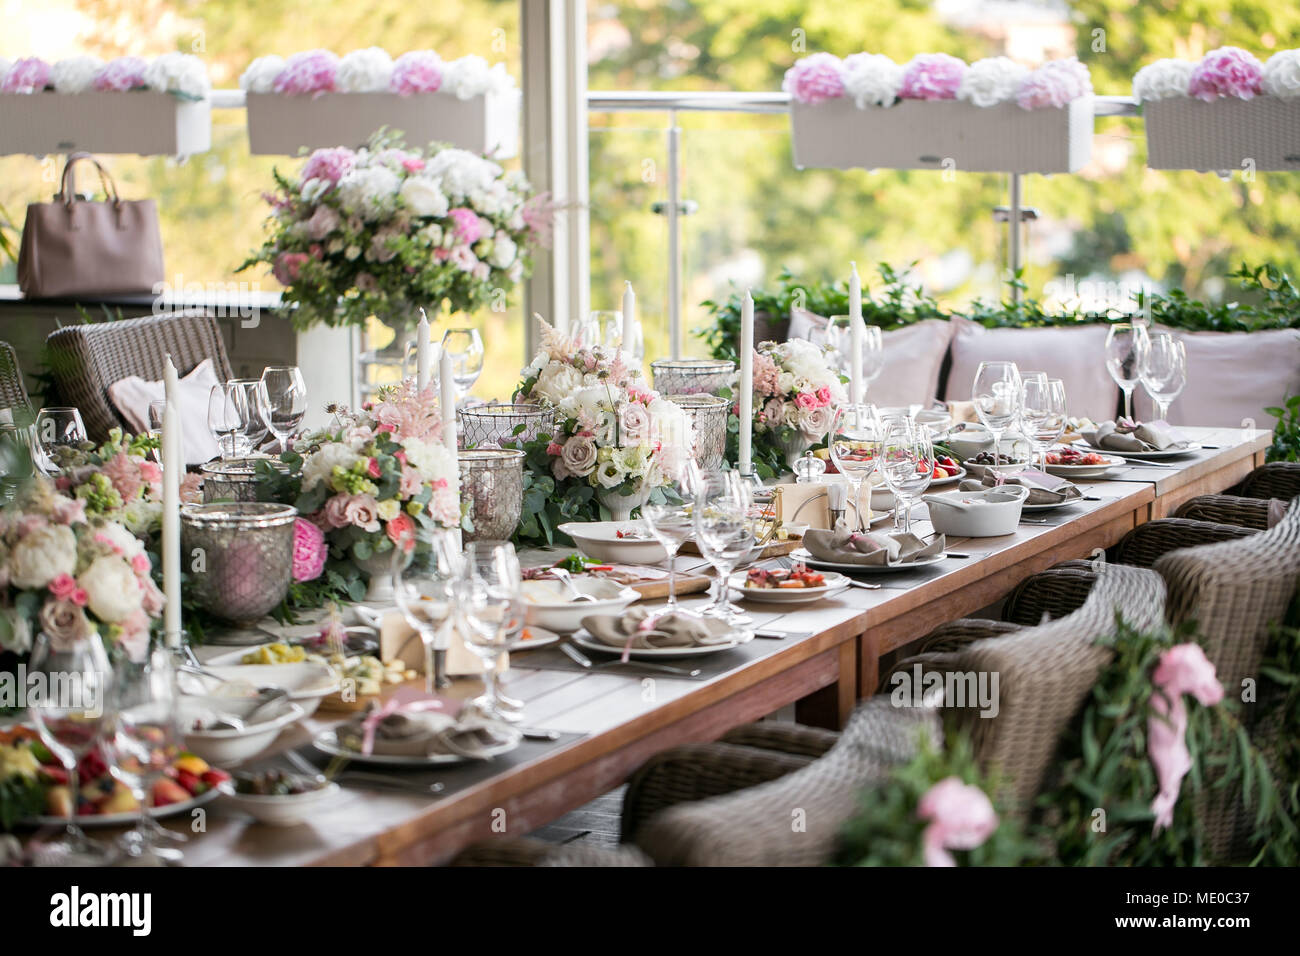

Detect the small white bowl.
[
  {"left": 522, "top": 577, "right": 640, "bottom": 633},
  {"left": 924, "top": 486, "right": 1028, "bottom": 537},
  {"left": 179, "top": 699, "right": 304, "bottom": 767},
  {"left": 192, "top": 660, "right": 340, "bottom": 718},
  {"left": 558, "top": 520, "right": 668, "bottom": 565},
  {"left": 223, "top": 780, "right": 340, "bottom": 827}
]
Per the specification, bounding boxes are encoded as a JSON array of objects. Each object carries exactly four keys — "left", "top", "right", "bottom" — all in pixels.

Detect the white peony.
[
  {"left": 301, "top": 441, "right": 361, "bottom": 492},
  {"left": 9, "top": 524, "right": 78, "bottom": 590},
  {"left": 144, "top": 52, "right": 210, "bottom": 100},
  {"left": 338, "top": 47, "right": 394, "bottom": 92},
  {"left": 442, "top": 55, "right": 514, "bottom": 100},
  {"left": 1133, "top": 59, "right": 1194, "bottom": 102},
  {"left": 841, "top": 53, "right": 902, "bottom": 108},
  {"left": 399, "top": 176, "right": 450, "bottom": 217},
  {"left": 51, "top": 56, "right": 104, "bottom": 94},
  {"left": 335, "top": 165, "right": 401, "bottom": 220},
  {"left": 1263, "top": 49, "right": 1300, "bottom": 99},
  {"left": 489, "top": 233, "right": 517, "bottom": 269},
  {"left": 78, "top": 555, "right": 142, "bottom": 624},
  {"left": 532, "top": 362, "right": 585, "bottom": 406},
  {"left": 959, "top": 57, "right": 1028, "bottom": 108},
  {"left": 240, "top": 55, "right": 285, "bottom": 93},
  {"left": 95, "top": 521, "right": 145, "bottom": 559},
  {"left": 400, "top": 437, "right": 456, "bottom": 481},
  {"left": 120, "top": 498, "right": 162, "bottom": 537},
  {"left": 424, "top": 149, "right": 502, "bottom": 200}
]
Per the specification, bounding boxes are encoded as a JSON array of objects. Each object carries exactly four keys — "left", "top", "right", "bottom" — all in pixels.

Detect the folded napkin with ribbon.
[
  {"left": 1082, "top": 420, "right": 1189, "bottom": 453},
  {"left": 338, "top": 692, "right": 515, "bottom": 758},
  {"left": 803, "top": 520, "right": 945, "bottom": 566},
  {"left": 582, "top": 606, "right": 735, "bottom": 661},
  {"left": 959, "top": 468, "right": 1082, "bottom": 506}
]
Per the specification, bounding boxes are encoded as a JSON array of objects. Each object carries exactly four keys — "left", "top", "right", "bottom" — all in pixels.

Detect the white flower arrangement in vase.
[{"left": 749, "top": 338, "right": 847, "bottom": 468}]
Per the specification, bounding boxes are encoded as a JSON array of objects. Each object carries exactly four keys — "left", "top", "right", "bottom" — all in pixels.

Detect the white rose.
[
  {"left": 489, "top": 233, "right": 517, "bottom": 269},
  {"left": 9, "top": 524, "right": 78, "bottom": 590},
  {"left": 797, "top": 405, "right": 834, "bottom": 440},
  {"left": 1133, "top": 59, "right": 1194, "bottom": 102},
  {"left": 301, "top": 442, "right": 361, "bottom": 492},
  {"left": 78, "top": 555, "right": 142, "bottom": 624},
  {"left": 959, "top": 57, "right": 1029, "bottom": 108},
  {"left": 776, "top": 371, "right": 797, "bottom": 395},
  {"left": 143, "top": 52, "right": 210, "bottom": 100},
  {"left": 335, "top": 166, "right": 401, "bottom": 221},
  {"left": 399, "top": 176, "right": 450, "bottom": 217},
  {"left": 1263, "top": 50, "right": 1300, "bottom": 99},
  {"left": 51, "top": 56, "right": 104, "bottom": 94},
  {"left": 240, "top": 55, "right": 285, "bottom": 93},
  {"left": 337, "top": 47, "right": 393, "bottom": 93},
  {"left": 841, "top": 53, "right": 902, "bottom": 108}
]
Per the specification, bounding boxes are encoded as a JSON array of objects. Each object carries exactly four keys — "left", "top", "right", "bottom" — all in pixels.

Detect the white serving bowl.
[
  {"left": 923, "top": 486, "right": 1028, "bottom": 537},
  {"left": 194, "top": 660, "right": 340, "bottom": 718},
  {"left": 223, "top": 780, "right": 340, "bottom": 827},
  {"left": 558, "top": 520, "right": 668, "bottom": 565},
  {"left": 522, "top": 577, "right": 640, "bottom": 633},
  {"left": 179, "top": 699, "right": 304, "bottom": 767}
]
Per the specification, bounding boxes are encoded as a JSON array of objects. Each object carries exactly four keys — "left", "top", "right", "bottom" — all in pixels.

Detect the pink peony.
[
  {"left": 916, "top": 777, "right": 999, "bottom": 867},
  {"left": 92, "top": 57, "right": 148, "bottom": 91},
  {"left": 1188, "top": 46, "right": 1264, "bottom": 102},
  {"left": 390, "top": 50, "right": 443, "bottom": 95},
  {"left": 1017, "top": 57, "right": 1092, "bottom": 109},
  {"left": 291, "top": 517, "right": 326, "bottom": 582},
  {"left": 782, "top": 52, "right": 845, "bottom": 105},
  {"left": 273, "top": 49, "right": 339, "bottom": 95},
  {"left": 272, "top": 251, "right": 310, "bottom": 285},
  {"left": 2, "top": 57, "right": 51, "bottom": 93},
  {"left": 448, "top": 206, "right": 488, "bottom": 244},
  {"left": 900, "top": 53, "right": 967, "bottom": 101},
  {"left": 299, "top": 146, "right": 355, "bottom": 186}
]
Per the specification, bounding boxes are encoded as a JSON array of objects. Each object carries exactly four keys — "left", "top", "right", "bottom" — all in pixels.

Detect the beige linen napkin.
[
  {"left": 959, "top": 469, "right": 1082, "bottom": 506},
  {"left": 581, "top": 606, "right": 735, "bottom": 650},
  {"left": 337, "top": 698, "right": 516, "bottom": 759},
  {"left": 1083, "top": 420, "right": 1189, "bottom": 452},
  {"left": 803, "top": 520, "right": 945, "bottom": 566}
]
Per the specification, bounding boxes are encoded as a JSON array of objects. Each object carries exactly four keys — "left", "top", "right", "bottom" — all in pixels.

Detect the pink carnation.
[
  {"left": 291, "top": 517, "right": 327, "bottom": 582},
  {"left": 782, "top": 52, "right": 845, "bottom": 105},
  {"left": 300, "top": 146, "right": 355, "bottom": 186},
  {"left": 92, "top": 57, "right": 148, "bottom": 92},
  {"left": 1188, "top": 46, "right": 1263, "bottom": 102},
  {"left": 2, "top": 57, "right": 51, "bottom": 94},
  {"left": 390, "top": 51, "right": 443, "bottom": 95},
  {"left": 273, "top": 49, "right": 339, "bottom": 96},
  {"left": 900, "top": 53, "right": 967, "bottom": 101},
  {"left": 1017, "top": 57, "right": 1092, "bottom": 109},
  {"left": 449, "top": 207, "right": 488, "bottom": 245}
]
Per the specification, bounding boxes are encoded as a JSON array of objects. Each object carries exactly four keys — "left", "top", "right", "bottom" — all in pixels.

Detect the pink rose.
[
  {"left": 900, "top": 53, "right": 967, "bottom": 101},
  {"left": 323, "top": 493, "right": 352, "bottom": 529},
  {"left": 559, "top": 435, "right": 598, "bottom": 478},
  {"left": 794, "top": 392, "right": 817, "bottom": 411},
  {"left": 916, "top": 777, "right": 998, "bottom": 867},
  {"left": 385, "top": 513, "right": 415, "bottom": 552},
  {"left": 367, "top": 457, "right": 382, "bottom": 478},
  {"left": 401, "top": 156, "right": 426, "bottom": 173},
  {"left": 782, "top": 53, "right": 844, "bottom": 105},
  {"left": 618, "top": 404, "right": 651, "bottom": 444},
  {"left": 343, "top": 494, "right": 381, "bottom": 533},
  {"left": 40, "top": 599, "right": 94, "bottom": 652},
  {"left": 815, "top": 386, "right": 832, "bottom": 406},
  {"left": 49, "top": 573, "right": 78, "bottom": 601}
]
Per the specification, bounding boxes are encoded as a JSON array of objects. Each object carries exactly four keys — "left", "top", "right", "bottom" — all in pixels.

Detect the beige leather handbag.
[{"left": 17, "top": 152, "right": 164, "bottom": 299}]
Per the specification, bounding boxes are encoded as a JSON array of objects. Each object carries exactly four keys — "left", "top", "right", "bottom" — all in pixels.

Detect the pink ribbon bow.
[
  {"left": 1148, "top": 643, "right": 1224, "bottom": 831},
  {"left": 622, "top": 612, "right": 668, "bottom": 662},
  {"left": 916, "top": 776, "right": 998, "bottom": 867},
  {"left": 359, "top": 690, "right": 454, "bottom": 756}
]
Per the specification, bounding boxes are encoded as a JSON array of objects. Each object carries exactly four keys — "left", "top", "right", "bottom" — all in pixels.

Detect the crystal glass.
[
  {"left": 0, "top": 423, "right": 37, "bottom": 492},
  {"left": 693, "top": 470, "right": 754, "bottom": 628},
  {"left": 228, "top": 379, "right": 271, "bottom": 453},
  {"left": 641, "top": 432, "right": 700, "bottom": 613},
  {"left": 457, "top": 540, "right": 525, "bottom": 723},
  {"left": 393, "top": 526, "right": 461, "bottom": 694},
  {"left": 441, "top": 328, "right": 485, "bottom": 401},
  {"left": 829, "top": 403, "right": 881, "bottom": 532},
  {"left": 257, "top": 366, "right": 308, "bottom": 455},
  {"left": 27, "top": 630, "right": 114, "bottom": 864},
  {"left": 826, "top": 319, "right": 884, "bottom": 398},
  {"left": 207, "top": 383, "right": 251, "bottom": 460},
  {"left": 1104, "top": 323, "right": 1150, "bottom": 422},
  {"left": 877, "top": 419, "right": 934, "bottom": 534},
  {"left": 1021, "top": 375, "right": 1068, "bottom": 471},
  {"left": 35, "top": 406, "right": 87, "bottom": 458},
  {"left": 971, "top": 361, "right": 1022, "bottom": 468},
  {"left": 1139, "top": 331, "right": 1187, "bottom": 422},
  {"left": 109, "top": 647, "right": 185, "bottom": 862}
]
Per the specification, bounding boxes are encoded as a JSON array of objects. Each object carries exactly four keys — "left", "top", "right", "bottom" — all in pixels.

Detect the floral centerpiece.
[
  {"left": 242, "top": 133, "right": 551, "bottom": 331},
  {"left": 746, "top": 338, "right": 846, "bottom": 472},
  {"left": 508, "top": 320, "right": 692, "bottom": 540},
  {"left": 0, "top": 479, "right": 163, "bottom": 662},
  {"left": 0, "top": 53, "right": 210, "bottom": 99}
]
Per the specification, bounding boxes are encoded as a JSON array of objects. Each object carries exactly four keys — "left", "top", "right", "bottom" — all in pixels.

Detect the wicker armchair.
[
  {"left": 1235, "top": 461, "right": 1300, "bottom": 501},
  {"left": 44, "top": 310, "right": 234, "bottom": 442},
  {"left": 1112, "top": 517, "right": 1257, "bottom": 567},
  {"left": 0, "top": 341, "right": 34, "bottom": 426},
  {"left": 1174, "top": 494, "right": 1276, "bottom": 530}
]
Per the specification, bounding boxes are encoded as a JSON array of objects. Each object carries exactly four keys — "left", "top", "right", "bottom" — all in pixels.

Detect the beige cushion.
[
  {"left": 1133, "top": 326, "right": 1300, "bottom": 428},
  {"left": 943, "top": 316, "right": 1119, "bottom": 423},
  {"left": 108, "top": 357, "right": 222, "bottom": 465}
]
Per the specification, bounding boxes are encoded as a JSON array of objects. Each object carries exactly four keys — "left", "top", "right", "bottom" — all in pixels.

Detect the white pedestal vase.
[
  {"left": 597, "top": 485, "right": 651, "bottom": 522},
  {"left": 355, "top": 548, "right": 411, "bottom": 605},
  {"left": 774, "top": 430, "right": 815, "bottom": 472}
]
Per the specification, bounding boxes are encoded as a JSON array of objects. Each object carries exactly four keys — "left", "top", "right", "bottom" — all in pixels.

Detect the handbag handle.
[{"left": 57, "top": 152, "right": 121, "bottom": 208}]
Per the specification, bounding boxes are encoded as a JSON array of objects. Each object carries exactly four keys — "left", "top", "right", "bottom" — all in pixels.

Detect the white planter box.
[
  {"left": 790, "top": 97, "right": 1093, "bottom": 174},
  {"left": 1143, "top": 97, "right": 1300, "bottom": 172},
  {"left": 0, "top": 91, "right": 211, "bottom": 157},
  {"left": 245, "top": 90, "right": 520, "bottom": 158}
]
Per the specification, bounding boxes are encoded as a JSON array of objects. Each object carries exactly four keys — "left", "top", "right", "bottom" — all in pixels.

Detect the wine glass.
[
  {"left": 27, "top": 629, "right": 114, "bottom": 864},
  {"left": 257, "top": 366, "right": 308, "bottom": 455},
  {"left": 457, "top": 540, "right": 525, "bottom": 723},
  {"left": 229, "top": 379, "right": 271, "bottom": 454},
  {"left": 35, "top": 407, "right": 87, "bottom": 461},
  {"left": 1139, "top": 332, "right": 1187, "bottom": 422},
  {"left": 861, "top": 325, "right": 885, "bottom": 397},
  {"left": 440, "top": 328, "right": 485, "bottom": 401},
  {"left": 1021, "top": 375, "right": 1068, "bottom": 471},
  {"left": 0, "top": 423, "right": 37, "bottom": 496},
  {"left": 971, "top": 361, "right": 1022, "bottom": 469},
  {"left": 146, "top": 401, "right": 167, "bottom": 465},
  {"left": 393, "top": 526, "right": 461, "bottom": 694},
  {"left": 207, "top": 383, "right": 250, "bottom": 460},
  {"left": 109, "top": 647, "right": 185, "bottom": 862},
  {"left": 829, "top": 404, "right": 881, "bottom": 532},
  {"left": 641, "top": 430, "right": 700, "bottom": 613},
  {"left": 825, "top": 320, "right": 884, "bottom": 399},
  {"left": 693, "top": 470, "right": 754, "bottom": 628},
  {"left": 877, "top": 419, "right": 934, "bottom": 535},
  {"left": 1104, "top": 323, "right": 1150, "bottom": 422}
]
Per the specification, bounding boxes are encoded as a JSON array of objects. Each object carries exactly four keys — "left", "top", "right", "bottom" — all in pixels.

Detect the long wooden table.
[{"left": 173, "top": 427, "right": 1265, "bottom": 866}]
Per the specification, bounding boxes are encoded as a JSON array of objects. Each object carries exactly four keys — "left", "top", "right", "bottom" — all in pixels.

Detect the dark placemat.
[{"left": 511, "top": 635, "right": 780, "bottom": 681}]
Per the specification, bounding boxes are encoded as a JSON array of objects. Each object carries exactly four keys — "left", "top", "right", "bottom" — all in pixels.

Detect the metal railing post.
[
  {"left": 667, "top": 110, "right": 683, "bottom": 359},
  {"left": 1008, "top": 172, "right": 1022, "bottom": 304}
]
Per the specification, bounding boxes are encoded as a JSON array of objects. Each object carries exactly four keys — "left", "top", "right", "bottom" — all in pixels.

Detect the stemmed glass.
[
  {"left": 393, "top": 525, "right": 461, "bottom": 694},
  {"left": 1021, "top": 376, "right": 1068, "bottom": 471},
  {"left": 27, "top": 630, "right": 114, "bottom": 864},
  {"left": 35, "top": 407, "right": 87, "bottom": 461},
  {"left": 877, "top": 419, "right": 934, "bottom": 535},
  {"left": 826, "top": 320, "right": 884, "bottom": 399},
  {"left": 641, "top": 448, "right": 700, "bottom": 614},
  {"left": 1139, "top": 332, "right": 1187, "bottom": 422},
  {"left": 0, "top": 423, "right": 37, "bottom": 491},
  {"left": 207, "top": 383, "right": 251, "bottom": 460},
  {"left": 440, "top": 328, "right": 485, "bottom": 402},
  {"left": 257, "top": 366, "right": 308, "bottom": 455},
  {"left": 1104, "top": 323, "right": 1150, "bottom": 422},
  {"left": 971, "top": 361, "right": 1022, "bottom": 469},
  {"left": 147, "top": 401, "right": 167, "bottom": 465},
  {"left": 457, "top": 540, "right": 525, "bottom": 723},
  {"left": 229, "top": 380, "right": 271, "bottom": 454},
  {"left": 693, "top": 470, "right": 754, "bottom": 629},
  {"left": 109, "top": 647, "right": 185, "bottom": 862},
  {"left": 829, "top": 404, "right": 881, "bottom": 532}
]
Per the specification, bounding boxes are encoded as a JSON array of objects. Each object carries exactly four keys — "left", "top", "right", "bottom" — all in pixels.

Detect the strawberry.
[
  {"left": 175, "top": 769, "right": 202, "bottom": 795},
  {"left": 201, "top": 769, "right": 231, "bottom": 787},
  {"left": 78, "top": 749, "right": 108, "bottom": 782}
]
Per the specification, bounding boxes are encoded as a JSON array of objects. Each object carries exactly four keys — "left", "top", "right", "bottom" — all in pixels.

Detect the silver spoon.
[{"left": 550, "top": 567, "right": 599, "bottom": 602}]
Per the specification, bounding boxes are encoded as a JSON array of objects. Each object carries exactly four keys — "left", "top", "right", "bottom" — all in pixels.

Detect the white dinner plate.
[
  {"left": 1044, "top": 455, "right": 1127, "bottom": 479},
  {"left": 312, "top": 728, "right": 521, "bottom": 767},
  {"left": 927, "top": 466, "right": 967, "bottom": 488},
  {"left": 789, "top": 548, "right": 948, "bottom": 574},
  {"left": 570, "top": 628, "right": 754, "bottom": 660},
  {"left": 727, "top": 570, "right": 850, "bottom": 604},
  {"left": 26, "top": 784, "right": 225, "bottom": 828},
  {"left": 508, "top": 625, "right": 562, "bottom": 651},
  {"left": 1076, "top": 443, "right": 1201, "bottom": 461},
  {"left": 1021, "top": 499, "right": 1083, "bottom": 513}
]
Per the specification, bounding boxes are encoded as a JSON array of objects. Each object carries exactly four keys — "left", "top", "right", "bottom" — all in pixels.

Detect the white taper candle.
[
  {"left": 439, "top": 348, "right": 457, "bottom": 454},
  {"left": 621, "top": 281, "right": 636, "bottom": 362},
  {"left": 162, "top": 355, "right": 182, "bottom": 647},
  {"left": 738, "top": 290, "right": 754, "bottom": 476},
  {"left": 416, "top": 309, "right": 431, "bottom": 391},
  {"left": 849, "top": 262, "right": 864, "bottom": 407}
]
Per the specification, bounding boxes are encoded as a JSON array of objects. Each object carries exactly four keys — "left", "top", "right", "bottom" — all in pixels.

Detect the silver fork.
[
  {"left": 561, "top": 641, "right": 701, "bottom": 678},
  {"left": 283, "top": 748, "right": 445, "bottom": 795}
]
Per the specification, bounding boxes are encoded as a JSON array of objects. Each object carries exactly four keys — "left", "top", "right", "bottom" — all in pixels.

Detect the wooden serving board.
[
  {"left": 679, "top": 537, "right": 803, "bottom": 560},
  {"left": 628, "top": 571, "right": 711, "bottom": 600}
]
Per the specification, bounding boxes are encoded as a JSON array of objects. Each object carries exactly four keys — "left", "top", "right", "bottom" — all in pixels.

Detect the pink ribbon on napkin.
[
  {"left": 621, "top": 612, "right": 669, "bottom": 662},
  {"left": 916, "top": 776, "right": 998, "bottom": 867},
  {"left": 359, "top": 689, "right": 457, "bottom": 756},
  {"left": 1148, "top": 644, "right": 1224, "bottom": 832}
]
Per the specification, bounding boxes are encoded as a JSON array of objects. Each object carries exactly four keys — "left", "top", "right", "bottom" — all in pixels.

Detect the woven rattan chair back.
[
  {"left": 1174, "top": 494, "right": 1274, "bottom": 530},
  {"left": 1236, "top": 462, "right": 1300, "bottom": 501}
]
